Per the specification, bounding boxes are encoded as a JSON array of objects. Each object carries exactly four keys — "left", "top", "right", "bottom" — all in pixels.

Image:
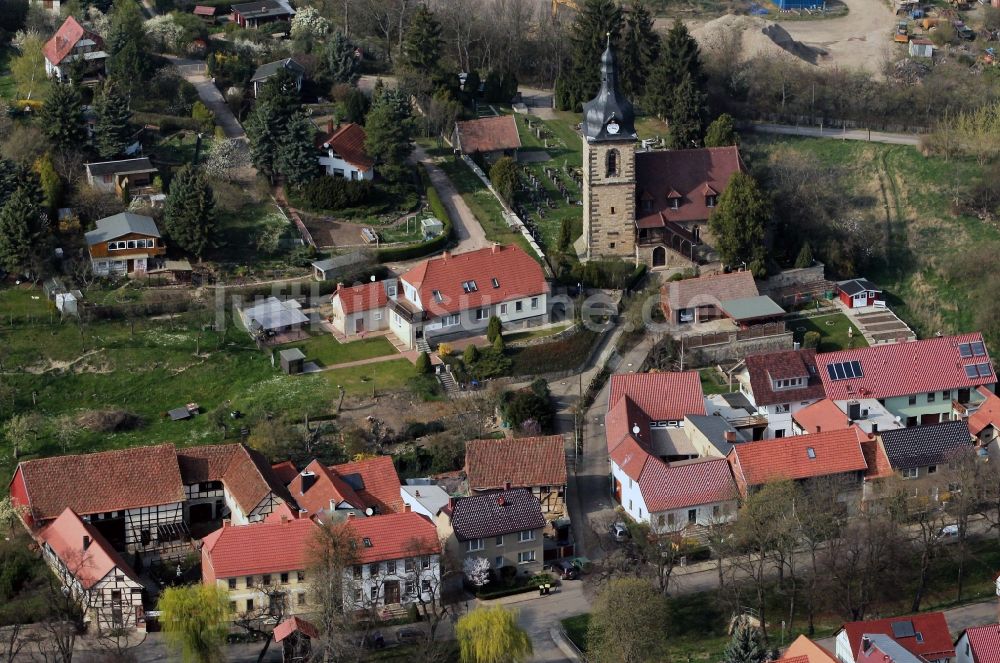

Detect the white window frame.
[
  {"left": 517, "top": 530, "right": 535, "bottom": 543},
  {"left": 901, "top": 467, "right": 919, "bottom": 479},
  {"left": 517, "top": 550, "right": 535, "bottom": 564},
  {"left": 531, "top": 297, "right": 539, "bottom": 310},
  {"left": 374, "top": 311, "right": 382, "bottom": 321},
  {"left": 500, "top": 303, "right": 507, "bottom": 315},
  {"left": 466, "top": 539, "right": 484, "bottom": 552}
]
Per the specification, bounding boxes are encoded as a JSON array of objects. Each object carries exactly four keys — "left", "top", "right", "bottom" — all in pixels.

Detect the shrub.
[
  {"left": 486, "top": 316, "right": 501, "bottom": 342},
  {"left": 192, "top": 100, "right": 214, "bottom": 132},
  {"left": 565, "top": 260, "right": 646, "bottom": 290},
  {"left": 437, "top": 342, "right": 453, "bottom": 357},
  {"left": 76, "top": 409, "right": 143, "bottom": 432},
  {"left": 463, "top": 344, "right": 480, "bottom": 364},
  {"left": 803, "top": 331, "right": 821, "bottom": 349},
  {"left": 296, "top": 177, "right": 373, "bottom": 211},
  {"left": 376, "top": 165, "right": 454, "bottom": 261},
  {"left": 408, "top": 374, "right": 442, "bottom": 401},
  {"left": 415, "top": 351, "right": 432, "bottom": 374},
  {"left": 492, "top": 334, "right": 504, "bottom": 353},
  {"left": 489, "top": 156, "right": 518, "bottom": 202},
  {"left": 468, "top": 347, "right": 511, "bottom": 380}
]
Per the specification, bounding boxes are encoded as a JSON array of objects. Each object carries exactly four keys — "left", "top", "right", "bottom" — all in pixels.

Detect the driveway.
[
  {"left": 481, "top": 581, "right": 590, "bottom": 662},
  {"left": 163, "top": 55, "right": 247, "bottom": 140},
  {"left": 414, "top": 145, "right": 491, "bottom": 254}
]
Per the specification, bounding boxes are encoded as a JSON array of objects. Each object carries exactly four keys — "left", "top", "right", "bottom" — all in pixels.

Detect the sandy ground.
[{"left": 659, "top": 0, "right": 896, "bottom": 74}]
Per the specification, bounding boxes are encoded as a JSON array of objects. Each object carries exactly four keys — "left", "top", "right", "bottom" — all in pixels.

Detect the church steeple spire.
[{"left": 582, "top": 38, "right": 636, "bottom": 143}]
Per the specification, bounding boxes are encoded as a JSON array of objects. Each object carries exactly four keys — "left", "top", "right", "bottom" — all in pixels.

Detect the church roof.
[
  {"left": 582, "top": 43, "right": 636, "bottom": 143},
  {"left": 635, "top": 146, "right": 745, "bottom": 226}
]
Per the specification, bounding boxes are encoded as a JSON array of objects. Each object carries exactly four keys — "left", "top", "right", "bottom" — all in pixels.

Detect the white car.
[
  {"left": 938, "top": 525, "right": 959, "bottom": 542},
  {"left": 609, "top": 522, "right": 629, "bottom": 543}
]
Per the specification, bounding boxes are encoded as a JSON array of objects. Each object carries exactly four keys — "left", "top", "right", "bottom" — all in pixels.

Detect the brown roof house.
[
  {"left": 43, "top": 16, "right": 106, "bottom": 82},
  {"left": 85, "top": 212, "right": 166, "bottom": 277},
  {"left": 465, "top": 436, "right": 568, "bottom": 516},
  {"left": 84, "top": 158, "right": 158, "bottom": 197},
  {"left": 317, "top": 121, "right": 375, "bottom": 181},
  {"left": 661, "top": 271, "right": 784, "bottom": 328},
  {"left": 452, "top": 116, "right": 521, "bottom": 162}
]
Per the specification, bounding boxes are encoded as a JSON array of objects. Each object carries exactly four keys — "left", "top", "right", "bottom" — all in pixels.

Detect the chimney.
[
  {"left": 327, "top": 119, "right": 334, "bottom": 134},
  {"left": 405, "top": 504, "right": 411, "bottom": 512},
  {"left": 492, "top": 242, "right": 499, "bottom": 253},
  {"left": 347, "top": 512, "right": 355, "bottom": 520},
  {"left": 724, "top": 430, "right": 736, "bottom": 443},
  {"left": 415, "top": 489, "right": 421, "bottom": 497},
  {"left": 862, "top": 636, "right": 872, "bottom": 654},
  {"left": 448, "top": 497, "right": 455, "bottom": 511},
  {"left": 82, "top": 535, "right": 91, "bottom": 551},
  {"left": 336, "top": 282, "right": 343, "bottom": 292},
  {"left": 442, "top": 250, "right": 449, "bottom": 260},
  {"left": 281, "top": 514, "right": 289, "bottom": 524},
  {"left": 504, "top": 481, "right": 512, "bottom": 491},
  {"left": 299, "top": 470, "right": 317, "bottom": 494},
  {"left": 816, "top": 425, "right": 821, "bottom": 433}
]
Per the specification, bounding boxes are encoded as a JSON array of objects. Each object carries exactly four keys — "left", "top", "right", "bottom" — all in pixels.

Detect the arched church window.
[{"left": 606, "top": 149, "right": 619, "bottom": 177}]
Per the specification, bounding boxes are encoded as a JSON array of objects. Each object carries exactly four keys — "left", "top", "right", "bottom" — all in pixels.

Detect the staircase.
[
  {"left": 438, "top": 369, "right": 460, "bottom": 397},
  {"left": 379, "top": 603, "right": 409, "bottom": 621},
  {"left": 416, "top": 337, "right": 431, "bottom": 354}
]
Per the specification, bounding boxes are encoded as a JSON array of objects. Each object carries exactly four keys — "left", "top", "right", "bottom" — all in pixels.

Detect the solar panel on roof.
[
  {"left": 827, "top": 365, "right": 837, "bottom": 381},
  {"left": 851, "top": 361, "right": 863, "bottom": 378},
  {"left": 834, "top": 363, "right": 846, "bottom": 380},
  {"left": 966, "top": 365, "right": 979, "bottom": 379},
  {"left": 960, "top": 343, "right": 973, "bottom": 358},
  {"left": 828, "top": 361, "right": 862, "bottom": 381},
  {"left": 891, "top": 621, "right": 916, "bottom": 638},
  {"left": 978, "top": 363, "right": 992, "bottom": 378},
  {"left": 972, "top": 342, "right": 986, "bottom": 356}
]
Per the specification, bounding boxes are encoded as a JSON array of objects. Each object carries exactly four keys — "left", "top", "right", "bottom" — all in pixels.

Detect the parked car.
[
  {"left": 610, "top": 522, "right": 629, "bottom": 542},
  {"left": 552, "top": 559, "right": 581, "bottom": 580},
  {"left": 396, "top": 627, "right": 424, "bottom": 644},
  {"left": 938, "top": 524, "right": 959, "bottom": 542},
  {"left": 570, "top": 556, "right": 592, "bottom": 573}
]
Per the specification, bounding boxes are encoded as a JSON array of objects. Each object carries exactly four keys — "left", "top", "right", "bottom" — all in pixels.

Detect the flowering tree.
[
  {"left": 144, "top": 15, "right": 184, "bottom": 52},
  {"left": 290, "top": 7, "right": 329, "bottom": 43},
  {"left": 204, "top": 138, "right": 252, "bottom": 182},
  {"left": 463, "top": 557, "right": 491, "bottom": 587}
]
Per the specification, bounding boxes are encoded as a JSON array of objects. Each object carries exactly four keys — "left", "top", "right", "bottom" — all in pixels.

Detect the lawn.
[
  {"left": 319, "top": 358, "right": 418, "bottom": 397},
  {"left": 505, "top": 322, "right": 571, "bottom": 343},
  {"left": 699, "top": 367, "right": 732, "bottom": 395},
  {"left": 742, "top": 135, "right": 991, "bottom": 344},
  {"left": 786, "top": 312, "right": 868, "bottom": 353},
  {"left": 150, "top": 130, "right": 212, "bottom": 168},
  {"left": 279, "top": 333, "right": 396, "bottom": 368}
]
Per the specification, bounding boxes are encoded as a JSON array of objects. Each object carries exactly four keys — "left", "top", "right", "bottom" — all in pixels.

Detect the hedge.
[
  {"left": 375, "top": 165, "right": 454, "bottom": 261},
  {"left": 133, "top": 111, "right": 203, "bottom": 134},
  {"left": 473, "top": 575, "right": 559, "bottom": 600}
]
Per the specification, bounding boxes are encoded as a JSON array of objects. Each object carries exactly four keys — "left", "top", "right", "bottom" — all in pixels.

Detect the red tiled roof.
[
  {"left": 969, "top": 386, "right": 1000, "bottom": 436},
  {"left": 635, "top": 146, "right": 744, "bottom": 227},
  {"left": 178, "top": 444, "right": 293, "bottom": 516},
  {"left": 328, "top": 456, "right": 404, "bottom": 514},
  {"left": 639, "top": 457, "right": 736, "bottom": 512},
  {"left": 860, "top": 436, "right": 894, "bottom": 480},
  {"left": 662, "top": 271, "right": 758, "bottom": 312},
  {"left": 465, "top": 436, "right": 567, "bottom": 491},
  {"left": 39, "top": 508, "right": 140, "bottom": 589},
  {"left": 608, "top": 371, "right": 706, "bottom": 421},
  {"left": 317, "top": 122, "right": 374, "bottom": 171},
  {"left": 606, "top": 394, "right": 652, "bottom": 456},
  {"left": 13, "top": 444, "right": 185, "bottom": 522},
  {"left": 273, "top": 616, "right": 319, "bottom": 642},
  {"left": 333, "top": 281, "right": 387, "bottom": 315},
  {"left": 793, "top": 399, "right": 851, "bottom": 433},
  {"left": 345, "top": 512, "right": 440, "bottom": 564},
  {"left": 202, "top": 518, "right": 319, "bottom": 579},
  {"left": 841, "top": 613, "right": 955, "bottom": 662},
  {"left": 454, "top": 116, "right": 521, "bottom": 154},
  {"left": 817, "top": 333, "right": 995, "bottom": 401},
  {"left": 610, "top": 432, "right": 650, "bottom": 482},
  {"left": 729, "top": 427, "right": 869, "bottom": 488},
  {"left": 961, "top": 623, "right": 1000, "bottom": 663},
  {"left": 780, "top": 635, "right": 839, "bottom": 663},
  {"left": 746, "top": 348, "right": 826, "bottom": 407},
  {"left": 43, "top": 17, "right": 103, "bottom": 66},
  {"left": 193, "top": 5, "right": 217, "bottom": 15},
  {"left": 271, "top": 460, "right": 299, "bottom": 486},
  {"left": 288, "top": 458, "right": 365, "bottom": 516},
  {"left": 400, "top": 245, "right": 548, "bottom": 317}
]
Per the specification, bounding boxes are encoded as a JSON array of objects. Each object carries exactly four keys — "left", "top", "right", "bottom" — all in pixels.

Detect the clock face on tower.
[{"left": 606, "top": 120, "right": 620, "bottom": 135}]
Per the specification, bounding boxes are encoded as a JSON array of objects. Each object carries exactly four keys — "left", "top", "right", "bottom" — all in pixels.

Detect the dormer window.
[
  {"left": 491, "top": 278, "right": 500, "bottom": 288},
  {"left": 671, "top": 198, "right": 679, "bottom": 210},
  {"left": 706, "top": 194, "right": 717, "bottom": 208},
  {"left": 643, "top": 199, "right": 652, "bottom": 212}
]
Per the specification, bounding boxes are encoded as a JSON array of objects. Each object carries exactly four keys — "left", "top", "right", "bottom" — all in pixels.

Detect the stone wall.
[
  {"left": 684, "top": 332, "right": 795, "bottom": 367},
  {"left": 758, "top": 264, "right": 826, "bottom": 294}
]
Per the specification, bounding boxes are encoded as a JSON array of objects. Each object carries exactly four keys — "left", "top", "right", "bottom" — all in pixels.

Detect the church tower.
[{"left": 582, "top": 40, "right": 638, "bottom": 261}]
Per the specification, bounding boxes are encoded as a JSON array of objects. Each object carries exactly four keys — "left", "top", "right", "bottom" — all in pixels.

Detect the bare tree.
[
  {"left": 232, "top": 581, "right": 292, "bottom": 663},
  {"left": 942, "top": 447, "right": 986, "bottom": 602},
  {"left": 794, "top": 478, "right": 846, "bottom": 636},
  {"left": 307, "top": 520, "right": 364, "bottom": 663}
]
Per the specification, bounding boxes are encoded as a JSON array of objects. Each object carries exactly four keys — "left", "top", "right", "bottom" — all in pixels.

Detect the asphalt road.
[{"left": 747, "top": 123, "right": 922, "bottom": 146}]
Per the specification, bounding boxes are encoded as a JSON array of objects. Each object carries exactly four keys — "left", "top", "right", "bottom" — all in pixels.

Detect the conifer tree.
[
  {"left": 93, "top": 79, "right": 133, "bottom": 159},
  {"left": 39, "top": 83, "right": 85, "bottom": 153},
  {"left": 554, "top": 0, "right": 623, "bottom": 111},
  {"left": 705, "top": 113, "right": 738, "bottom": 147},
  {"left": 402, "top": 5, "right": 444, "bottom": 77},
  {"left": 666, "top": 73, "right": 707, "bottom": 149},
  {"left": 325, "top": 31, "right": 360, "bottom": 85},
  {"left": 723, "top": 622, "right": 768, "bottom": 663},
  {"left": 0, "top": 184, "right": 48, "bottom": 275},
  {"left": 276, "top": 111, "right": 319, "bottom": 187},
  {"left": 364, "top": 89, "right": 413, "bottom": 183},
  {"left": 106, "top": 0, "right": 149, "bottom": 90},
  {"left": 708, "top": 171, "right": 770, "bottom": 274},
  {"left": 617, "top": 1, "right": 659, "bottom": 101},
  {"left": 163, "top": 165, "right": 216, "bottom": 259},
  {"left": 647, "top": 20, "right": 704, "bottom": 119},
  {"left": 245, "top": 69, "right": 302, "bottom": 183}
]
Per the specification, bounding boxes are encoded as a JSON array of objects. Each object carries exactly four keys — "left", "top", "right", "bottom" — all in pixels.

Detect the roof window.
[
  {"left": 806, "top": 447, "right": 816, "bottom": 460},
  {"left": 462, "top": 280, "right": 478, "bottom": 293},
  {"left": 432, "top": 290, "right": 444, "bottom": 303},
  {"left": 492, "top": 278, "right": 500, "bottom": 289},
  {"left": 362, "top": 537, "right": 372, "bottom": 548}
]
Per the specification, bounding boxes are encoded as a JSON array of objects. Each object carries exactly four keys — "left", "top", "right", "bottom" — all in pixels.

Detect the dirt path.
[
  {"left": 413, "top": 145, "right": 492, "bottom": 254},
  {"left": 163, "top": 55, "right": 247, "bottom": 140}
]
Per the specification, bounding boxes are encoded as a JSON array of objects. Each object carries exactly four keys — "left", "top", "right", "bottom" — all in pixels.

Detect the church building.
[{"left": 582, "top": 43, "right": 745, "bottom": 270}]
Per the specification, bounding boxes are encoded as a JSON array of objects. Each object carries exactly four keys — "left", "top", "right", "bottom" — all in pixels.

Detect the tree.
[
  {"left": 666, "top": 72, "right": 707, "bottom": 149},
  {"left": 463, "top": 343, "right": 480, "bottom": 364},
  {"left": 708, "top": 171, "right": 770, "bottom": 272},
  {"left": 277, "top": 111, "right": 320, "bottom": 187},
  {"left": 723, "top": 621, "right": 768, "bottom": 663},
  {"left": 554, "top": 0, "right": 622, "bottom": 111},
  {"left": 92, "top": 79, "right": 132, "bottom": 159},
  {"left": 456, "top": 606, "right": 532, "bottom": 663},
  {"left": 942, "top": 448, "right": 985, "bottom": 602},
  {"left": 558, "top": 217, "right": 574, "bottom": 252},
  {"left": 0, "top": 185, "right": 48, "bottom": 277},
  {"left": 489, "top": 156, "right": 519, "bottom": 203},
  {"left": 502, "top": 388, "right": 552, "bottom": 432},
  {"left": 158, "top": 585, "right": 230, "bottom": 663},
  {"left": 33, "top": 154, "right": 61, "bottom": 215},
  {"left": 794, "top": 242, "right": 814, "bottom": 268},
  {"left": 106, "top": 0, "right": 149, "bottom": 91},
  {"left": 231, "top": 579, "right": 292, "bottom": 663},
  {"left": 647, "top": 20, "right": 704, "bottom": 120},
  {"left": 204, "top": 138, "right": 251, "bottom": 182},
  {"left": 617, "top": 1, "right": 659, "bottom": 101},
  {"left": 10, "top": 32, "right": 50, "bottom": 101},
  {"left": 343, "top": 87, "right": 368, "bottom": 123},
  {"left": 402, "top": 4, "right": 444, "bottom": 78},
  {"left": 492, "top": 334, "right": 505, "bottom": 353},
  {"left": 163, "top": 165, "right": 217, "bottom": 259},
  {"left": 587, "top": 577, "right": 667, "bottom": 663},
  {"left": 290, "top": 6, "right": 330, "bottom": 45},
  {"left": 705, "top": 113, "right": 738, "bottom": 147},
  {"left": 462, "top": 556, "right": 491, "bottom": 587},
  {"left": 325, "top": 31, "right": 360, "bottom": 85},
  {"left": 245, "top": 69, "right": 309, "bottom": 184},
  {"left": 308, "top": 520, "right": 364, "bottom": 662},
  {"left": 0, "top": 0, "right": 28, "bottom": 33},
  {"left": 364, "top": 88, "right": 413, "bottom": 182},
  {"left": 486, "top": 316, "right": 502, "bottom": 342},
  {"left": 39, "top": 83, "right": 85, "bottom": 154}
]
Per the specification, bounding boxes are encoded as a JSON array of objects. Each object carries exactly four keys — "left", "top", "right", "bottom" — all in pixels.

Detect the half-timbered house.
[{"left": 464, "top": 436, "right": 568, "bottom": 517}]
